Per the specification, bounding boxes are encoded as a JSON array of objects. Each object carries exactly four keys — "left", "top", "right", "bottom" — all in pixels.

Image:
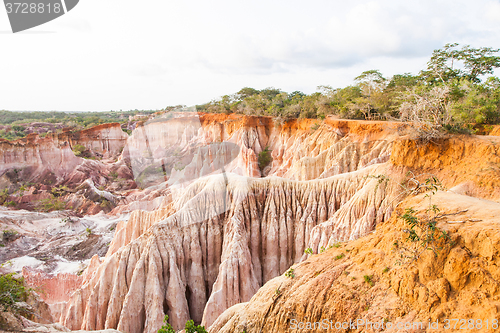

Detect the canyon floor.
[{"left": 0, "top": 113, "right": 499, "bottom": 332}]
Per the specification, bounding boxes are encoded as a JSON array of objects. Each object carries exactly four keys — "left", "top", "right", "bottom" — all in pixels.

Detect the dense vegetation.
[
  {"left": 197, "top": 43, "right": 500, "bottom": 135},
  {"left": 0, "top": 273, "right": 29, "bottom": 312},
  {"left": 0, "top": 109, "right": 158, "bottom": 141}
]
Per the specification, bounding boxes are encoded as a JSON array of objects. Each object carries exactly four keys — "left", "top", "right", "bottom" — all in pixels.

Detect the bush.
[
  {"left": 0, "top": 273, "right": 29, "bottom": 312},
  {"left": 334, "top": 253, "right": 345, "bottom": 260},
  {"left": 258, "top": 147, "right": 272, "bottom": 172},
  {"left": 157, "top": 315, "right": 175, "bottom": 333},
  {"left": 185, "top": 320, "right": 208, "bottom": 333},
  {"left": 37, "top": 195, "right": 66, "bottom": 212},
  {"left": 3, "top": 201, "right": 16, "bottom": 207},
  {"left": 363, "top": 275, "right": 374, "bottom": 287},
  {"left": 396, "top": 176, "right": 453, "bottom": 264},
  {"left": 72, "top": 144, "right": 86, "bottom": 157},
  {"left": 157, "top": 315, "right": 208, "bottom": 333}
]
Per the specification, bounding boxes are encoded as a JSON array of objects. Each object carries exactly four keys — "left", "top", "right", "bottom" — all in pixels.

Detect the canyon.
[{"left": 1, "top": 112, "right": 500, "bottom": 332}]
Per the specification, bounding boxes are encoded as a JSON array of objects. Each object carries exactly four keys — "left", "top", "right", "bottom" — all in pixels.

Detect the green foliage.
[
  {"left": 51, "top": 185, "right": 69, "bottom": 197},
  {"left": 100, "top": 197, "right": 111, "bottom": 208},
  {"left": 421, "top": 43, "right": 500, "bottom": 84},
  {"left": 185, "top": 320, "right": 208, "bottom": 333},
  {"left": 396, "top": 177, "right": 453, "bottom": 264},
  {"left": 157, "top": 315, "right": 209, "bottom": 333},
  {"left": 72, "top": 144, "right": 86, "bottom": 157},
  {"left": 37, "top": 195, "right": 66, "bottom": 212},
  {"left": 363, "top": 275, "right": 374, "bottom": 287},
  {"left": 285, "top": 267, "right": 295, "bottom": 278},
  {"left": 157, "top": 315, "right": 175, "bottom": 333},
  {"left": 192, "top": 43, "right": 500, "bottom": 130},
  {"left": 334, "top": 253, "right": 345, "bottom": 260},
  {"left": 3, "top": 230, "right": 18, "bottom": 238},
  {"left": 0, "top": 273, "right": 29, "bottom": 312},
  {"left": 85, "top": 228, "right": 92, "bottom": 237},
  {"left": 257, "top": 147, "right": 272, "bottom": 171},
  {"left": 61, "top": 217, "right": 74, "bottom": 224},
  {"left": 310, "top": 122, "right": 320, "bottom": 131},
  {"left": 0, "top": 189, "right": 9, "bottom": 205},
  {"left": 304, "top": 247, "right": 313, "bottom": 255},
  {"left": 0, "top": 110, "right": 157, "bottom": 140}
]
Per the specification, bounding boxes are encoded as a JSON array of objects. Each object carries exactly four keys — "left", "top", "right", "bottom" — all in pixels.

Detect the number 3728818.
[{"left": 5, "top": 2, "right": 62, "bottom": 14}]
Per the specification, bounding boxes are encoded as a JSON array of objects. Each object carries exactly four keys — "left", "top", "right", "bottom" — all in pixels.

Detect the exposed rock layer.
[
  {"left": 211, "top": 191, "right": 500, "bottom": 333},
  {"left": 60, "top": 164, "right": 398, "bottom": 332}
]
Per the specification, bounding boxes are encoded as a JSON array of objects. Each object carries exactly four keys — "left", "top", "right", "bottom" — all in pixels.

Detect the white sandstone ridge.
[{"left": 58, "top": 162, "right": 403, "bottom": 333}]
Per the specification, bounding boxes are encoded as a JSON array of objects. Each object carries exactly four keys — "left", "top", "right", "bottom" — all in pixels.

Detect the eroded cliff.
[{"left": 2, "top": 113, "right": 499, "bottom": 333}]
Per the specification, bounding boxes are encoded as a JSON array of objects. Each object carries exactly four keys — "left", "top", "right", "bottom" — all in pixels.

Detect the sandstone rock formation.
[
  {"left": 2, "top": 113, "right": 498, "bottom": 333},
  {"left": 211, "top": 190, "right": 500, "bottom": 333},
  {"left": 58, "top": 157, "right": 399, "bottom": 331}
]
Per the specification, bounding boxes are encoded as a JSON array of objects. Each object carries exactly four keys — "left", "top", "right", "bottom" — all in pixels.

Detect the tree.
[
  {"left": 421, "top": 43, "right": 500, "bottom": 84},
  {"left": 354, "top": 70, "right": 388, "bottom": 118},
  {"left": 354, "top": 70, "right": 387, "bottom": 97},
  {"left": 235, "top": 87, "right": 260, "bottom": 100}
]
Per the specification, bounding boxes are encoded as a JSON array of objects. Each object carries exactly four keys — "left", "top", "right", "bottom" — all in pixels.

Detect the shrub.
[
  {"left": 185, "top": 320, "right": 208, "bottom": 333},
  {"left": 37, "top": 195, "right": 66, "bottom": 212},
  {"left": 363, "top": 275, "right": 374, "bottom": 287},
  {"left": 330, "top": 242, "right": 341, "bottom": 248},
  {"left": 334, "top": 253, "right": 345, "bottom": 260},
  {"left": 0, "top": 273, "right": 29, "bottom": 312},
  {"left": 3, "top": 230, "right": 18, "bottom": 238},
  {"left": 396, "top": 176, "right": 453, "bottom": 264},
  {"left": 3, "top": 201, "right": 16, "bottom": 207},
  {"left": 157, "top": 315, "right": 175, "bottom": 333},
  {"left": 72, "top": 144, "right": 86, "bottom": 157},
  {"left": 304, "top": 247, "right": 313, "bottom": 255},
  {"left": 100, "top": 198, "right": 111, "bottom": 208},
  {"left": 0, "top": 189, "right": 9, "bottom": 205},
  {"left": 285, "top": 268, "right": 295, "bottom": 278},
  {"left": 257, "top": 147, "right": 272, "bottom": 172}
]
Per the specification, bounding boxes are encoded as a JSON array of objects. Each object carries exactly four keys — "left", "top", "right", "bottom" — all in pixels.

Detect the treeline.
[
  {"left": 196, "top": 43, "right": 500, "bottom": 132},
  {"left": 0, "top": 109, "right": 158, "bottom": 126},
  {"left": 0, "top": 109, "right": 158, "bottom": 140}
]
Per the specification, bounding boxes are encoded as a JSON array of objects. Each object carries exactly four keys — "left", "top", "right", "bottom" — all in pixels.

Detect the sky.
[{"left": 1, "top": 0, "right": 500, "bottom": 111}]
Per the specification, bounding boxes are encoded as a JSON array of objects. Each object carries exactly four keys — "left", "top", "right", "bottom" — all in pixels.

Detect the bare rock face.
[
  {"left": 23, "top": 267, "right": 83, "bottom": 304},
  {"left": 61, "top": 123, "right": 128, "bottom": 158},
  {"left": 2, "top": 114, "right": 406, "bottom": 332},
  {"left": 211, "top": 191, "right": 500, "bottom": 333},
  {"left": 59, "top": 161, "right": 399, "bottom": 332}
]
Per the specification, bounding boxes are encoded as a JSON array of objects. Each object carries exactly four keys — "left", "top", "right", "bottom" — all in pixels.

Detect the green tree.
[{"left": 421, "top": 43, "right": 500, "bottom": 84}]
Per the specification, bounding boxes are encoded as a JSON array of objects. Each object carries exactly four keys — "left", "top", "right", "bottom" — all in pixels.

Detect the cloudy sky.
[{"left": 1, "top": 0, "right": 500, "bottom": 111}]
